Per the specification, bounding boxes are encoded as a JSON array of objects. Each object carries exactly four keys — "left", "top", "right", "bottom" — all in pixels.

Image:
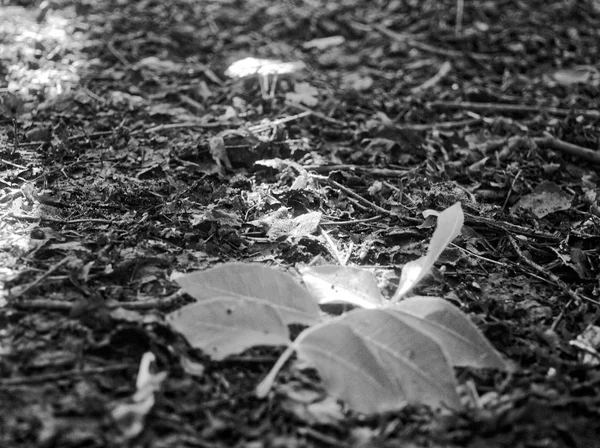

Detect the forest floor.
[{"left": 2, "top": 0, "right": 600, "bottom": 447}]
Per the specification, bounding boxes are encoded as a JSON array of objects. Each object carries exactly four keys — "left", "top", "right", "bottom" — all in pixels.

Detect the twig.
[
  {"left": 464, "top": 212, "right": 559, "bottom": 241},
  {"left": 373, "top": 24, "right": 508, "bottom": 62},
  {"left": 302, "top": 164, "right": 410, "bottom": 177},
  {"left": 321, "top": 215, "right": 383, "bottom": 225},
  {"left": 536, "top": 133, "right": 600, "bottom": 165},
  {"left": 8, "top": 213, "right": 113, "bottom": 225},
  {"left": 429, "top": 101, "right": 600, "bottom": 119},
  {"left": 286, "top": 102, "right": 347, "bottom": 126},
  {"left": 10, "top": 256, "right": 75, "bottom": 299},
  {"left": 248, "top": 111, "right": 312, "bottom": 133},
  {"left": 11, "top": 291, "right": 184, "bottom": 312},
  {"left": 501, "top": 169, "right": 521, "bottom": 212},
  {"left": 67, "top": 130, "right": 114, "bottom": 142},
  {"left": 12, "top": 118, "right": 19, "bottom": 154},
  {"left": 106, "top": 39, "right": 132, "bottom": 68},
  {"left": 395, "top": 117, "right": 482, "bottom": 131},
  {"left": 312, "top": 174, "right": 393, "bottom": 216},
  {"left": 450, "top": 242, "right": 506, "bottom": 266},
  {"left": 411, "top": 61, "right": 452, "bottom": 94},
  {"left": 475, "top": 134, "right": 600, "bottom": 165},
  {"left": 142, "top": 121, "right": 227, "bottom": 133},
  {"left": 0, "top": 364, "right": 133, "bottom": 387},
  {"left": 455, "top": 0, "right": 464, "bottom": 35},
  {"left": 507, "top": 235, "right": 599, "bottom": 307},
  {"left": 0, "top": 158, "right": 27, "bottom": 169}
]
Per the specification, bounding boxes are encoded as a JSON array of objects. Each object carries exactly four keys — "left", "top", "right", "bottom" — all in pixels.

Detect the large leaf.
[
  {"left": 392, "top": 202, "right": 464, "bottom": 301},
  {"left": 167, "top": 297, "right": 290, "bottom": 360},
  {"left": 301, "top": 265, "right": 384, "bottom": 309},
  {"left": 390, "top": 297, "right": 509, "bottom": 370},
  {"left": 293, "top": 309, "right": 461, "bottom": 413},
  {"left": 175, "top": 263, "right": 320, "bottom": 325}
]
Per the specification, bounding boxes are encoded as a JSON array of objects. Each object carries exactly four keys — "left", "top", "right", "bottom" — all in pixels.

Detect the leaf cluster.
[{"left": 167, "top": 203, "right": 510, "bottom": 414}]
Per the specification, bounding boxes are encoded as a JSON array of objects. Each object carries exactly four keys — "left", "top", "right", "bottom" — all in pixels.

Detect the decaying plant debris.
[{"left": 1, "top": 0, "right": 600, "bottom": 447}]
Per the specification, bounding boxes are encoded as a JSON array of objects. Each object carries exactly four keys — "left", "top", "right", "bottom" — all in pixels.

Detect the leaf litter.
[{"left": 1, "top": 0, "right": 600, "bottom": 447}]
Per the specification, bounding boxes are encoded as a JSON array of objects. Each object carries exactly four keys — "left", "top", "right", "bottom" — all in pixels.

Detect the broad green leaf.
[
  {"left": 301, "top": 265, "right": 384, "bottom": 309},
  {"left": 167, "top": 297, "right": 290, "bottom": 360},
  {"left": 391, "top": 297, "right": 509, "bottom": 370},
  {"left": 175, "top": 263, "right": 320, "bottom": 325},
  {"left": 393, "top": 202, "right": 464, "bottom": 301},
  {"left": 294, "top": 309, "right": 461, "bottom": 413}
]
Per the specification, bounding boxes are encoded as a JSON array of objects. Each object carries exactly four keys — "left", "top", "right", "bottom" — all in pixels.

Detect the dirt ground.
[{"left": 2, "top": 0, "right": 600, "bottom": 447}]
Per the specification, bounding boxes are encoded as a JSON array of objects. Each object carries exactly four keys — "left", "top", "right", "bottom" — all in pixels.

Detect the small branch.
[
  {"left": 373, "top": 24, "right": 507, "bottom": 62},
  {"left": 312, "top": 174, "right": 393, "bottom": 217},
  {"left": 8, "top": 213, "right": 114, "bottom": 225},
  {"left": 455, "top": 0, "right": 464, "bottom": 35},
  {"left": 10, "top": 256, "right": 75, "bottom": 299},
  {"left": 535, "top": 133, "right": 600, "bottom": 165},
  {"left": 395, "top": 117, "right": 482, "bottom": 131},
  {"left": 429, "top": 101, "right": 600, "bottom": 119},
  {"left": 464, "top": 212, "right": 559, "bottom": 241},
  {"left": 302, "top": 164, "right": 410, "bottom": 177},
  {"left": 286, "top": 101, "right": 346, "bottom": 126},
  {"left": 10, "top": 291, "right": 184, "bottom": 312},
  {"left": 411, "top": 61, "right": 452, "bottom": 94},
  {"left": 321, "top": 215, "right": 383, "bottom": 225},
  {"left": 248, "top": 111, "right": 311, "bottom": 133},
  {"left": 0, "top": 364, "right": 132, "bottom": 386},
  {"left": 106, "top": 39, "right": 132, "bottom": 69},
  {"left": 0, "top": 158, "right": 27, "bottom": 169},
  {"left": 507, "top": 235, "right": 599, "bottom": 307},
  {"left": 143, "top": 121, "right": 226, "bottom": 133}
]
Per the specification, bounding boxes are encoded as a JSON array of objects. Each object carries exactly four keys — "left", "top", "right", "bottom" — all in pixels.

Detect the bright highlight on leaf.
[
  {"left": 175, "top": 263, "right": 320, "bottom": 325},
  {"left": 301, "top": 265, "right": 384, "bottom": 309},
  {"left": 392, "top": 202, "right": 464, "bottom": 301},
  {"left": 294, "top": 309, "right": 461, "bottom": 413},
  {"left": 168, "top": 263, "right": 320, "bottom": 360},
  {"left": 389, "top": 297, "right": 509, "bottom": 370},
  {"left": 167, "top": 298, "right": 291, "bottom": 360}
]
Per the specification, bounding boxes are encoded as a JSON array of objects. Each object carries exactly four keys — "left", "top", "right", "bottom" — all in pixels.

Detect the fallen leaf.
[{"left": 393, "top": 203, "right": 464, "bottom": 300}]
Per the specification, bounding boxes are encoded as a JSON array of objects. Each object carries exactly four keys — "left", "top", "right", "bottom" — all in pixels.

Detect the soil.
[{"left": 1, "top": 0, "right": 600, "bottom": 447}]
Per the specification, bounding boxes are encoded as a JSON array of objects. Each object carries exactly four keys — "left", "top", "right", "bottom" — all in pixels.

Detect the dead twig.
[
  {"left": 507, "top": 235, "right": 599, "bottom": 307},
  {"left": 429, "top": 101, "right": 600, "bottom": 119},
  {"left": 395, "top": 117, "right": 482, "bottom": 131},
  {"left": 0, "top": 364, "right": 133, "bottom": 387},
  {"left": 321, "top": 215, "right": 383, "bottom": 225},
  {"left": 286, "top": 101, "right": 346, "bottom": 126},
  {"left": 476, "top": 134, "right": 600, "bottom": 165},
  {"left": 464, "top": 212, "right": 559, "bottom": 241},
  {"left": 411, "top": 61, "right": 452, "bottom": 94},
  {"left": 303, "top": 164, "right": 411, "bottom": 177},
  {"left": 0, "top": 158, "right": 27, "bottom": 169},
  {"left": 536, "top": 133, "right": 600, "bottom": 165},
  {"left": 106, "top": 39, "right": 132, "bottom": 69},
  {"left": 8, "top": 213, "right": 113, "bottom": 225},
  {"left": 373, "top": 24, "right": 510, "bottom": 62},
  {"left": 10, "top": 256, "right": 75, "bottom": 299},
  {"left": 11, "top": 290, "right": 184, "bottom": 312},
  {"left": 248, "top": 111, "right": 311, "bottom": 133},
  {"left": 142, "top": 121, "right": 227, "bottom": 133},
  {"left": 312, "top": 174, "right": 393, "bottom": 217}
]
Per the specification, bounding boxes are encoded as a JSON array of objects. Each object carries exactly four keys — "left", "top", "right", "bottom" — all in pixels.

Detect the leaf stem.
[{"left": 255, "top": 343, "right": 296, "bottom": 398}]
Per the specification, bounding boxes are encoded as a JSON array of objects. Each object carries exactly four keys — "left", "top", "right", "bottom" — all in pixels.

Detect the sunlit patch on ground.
[{"left": 0, "top": 5, "right": 81, "bottom": 103}]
